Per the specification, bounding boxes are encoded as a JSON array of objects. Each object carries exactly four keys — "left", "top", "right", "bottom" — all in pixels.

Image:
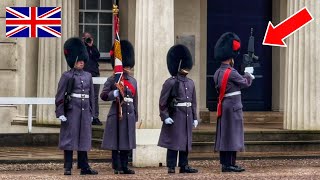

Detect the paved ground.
[
  {"left": 0, "top": 159, "right": 320, "bottom": 180},
  {"left": 1, "top": 147, "right": 320, "bottom": 164}
]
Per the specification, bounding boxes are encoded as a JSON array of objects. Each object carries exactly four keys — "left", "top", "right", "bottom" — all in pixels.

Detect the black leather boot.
[
  {"left": 120, "top": 151, "right": 134, "bottom": 174},
  {"left": 168, "top": 167, "right": 175, "bottom": 174},
  {"left": 64, "top": 168, "right": 71, "bottom": 175},
  {"left": 80, "top": 167, "right": 98, "bottom": 175},
  {"left": 232, "top": 165, "right": 245, "bottom": 172},
  {"left": 114, "top": 167, "right": 124, "bottom": 174},
  {"left": 122, "top": 167, "right": 135, "bottom": 174},
  {"left": 179, "top": 165, "right": 198, "bottom": 173},
  {"left": 221, "top": 165, "right": 243, "bottom": 172}
]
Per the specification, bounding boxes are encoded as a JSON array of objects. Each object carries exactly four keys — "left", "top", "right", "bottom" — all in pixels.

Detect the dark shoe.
[
  {"left": 179, "top": 165, "right": 198, "bottom": 173},
  {"left": 80, "top": 167, "right": 98, "bottom": 175},
  {"left": 114, "top": 169, "right": 124, "bottom": 174},
  {"left": 232, "top": 165, "right": 245, "bottom": 172},
  {"left": 64, "top": 168, "right": 71, "bottom": 175},
  {"left": 168, "top": 167, "right": 175, "bottom": 174},
  {"left": 221, "top": 165, "right": 243, "bottom": 172},
  {"left": 122, "top": 167, "right": 135, "bottom": 174},
  {"left": 92, "top": 118, "right": 103, "bottom": 126}
]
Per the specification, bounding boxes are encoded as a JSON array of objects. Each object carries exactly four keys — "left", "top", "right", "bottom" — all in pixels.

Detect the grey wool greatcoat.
[
  {"left": 213, "top": 64, "right": 252, "bottom": 152},
  {"left": 55, "top": 69, "right": 95, "bottom": 151},
  {"left": 158, "top": 74, "right": 197, "bottom": 152},
  {"left": 100, "top": 73, "right": 138, "bottom": 150}
]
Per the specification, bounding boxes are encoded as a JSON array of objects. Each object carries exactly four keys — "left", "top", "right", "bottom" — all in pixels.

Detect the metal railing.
[{"left": 0, "top": 77, "right": 108, "bottom": 133}]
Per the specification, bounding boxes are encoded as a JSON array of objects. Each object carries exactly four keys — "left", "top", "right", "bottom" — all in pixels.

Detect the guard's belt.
[
  {"left": 124, "top": 97, "right": 133, "bottom": 102},
  {"left": 224, "top": 91, "right": 241, "bottom": 97},
  {"left": 71, "top": 93, "right": 89, "bottom": 98},
  {"left": 175, "top": 102, "right": 192, "bottom": 107}
]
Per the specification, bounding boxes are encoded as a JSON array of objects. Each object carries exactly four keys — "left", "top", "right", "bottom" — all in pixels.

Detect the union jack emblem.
[
  {"left": 6, "top": 7, "right": 61, "bottom": 38},
  {"left": 113, "top": 14, "right": 123, "bottom": 85},
  {"left": 113, "top": 36, "right": 123, "bottom": 84}
]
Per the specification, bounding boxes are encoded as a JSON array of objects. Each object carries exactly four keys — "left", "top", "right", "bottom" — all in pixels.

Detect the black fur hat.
[
  {"left": 63, "top": 37, "right": 88, "bottom": 68},
  {"left": 167, "top": 44, "right": 193, "bottom": 76},
  {"left": 110, "top": 40, "right": 135, "bottom": 68},
  {"left": 214, "top": 32, "right": 241, "bottom": 62}
]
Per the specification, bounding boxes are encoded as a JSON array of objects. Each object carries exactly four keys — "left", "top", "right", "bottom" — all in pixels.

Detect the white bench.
[
  {"left": 0, "top": 77, "right": 108, "bottom": 133},
  {"left": 0, "top": 98, "right": 55, "bottom": 133},
  {"left": 92, "top": 77, "right": 108, "bottom": 85}
]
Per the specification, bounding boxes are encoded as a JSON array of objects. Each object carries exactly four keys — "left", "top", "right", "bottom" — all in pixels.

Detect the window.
[{"left": 79, "top": 0, "right": 113, "bottom": 59}]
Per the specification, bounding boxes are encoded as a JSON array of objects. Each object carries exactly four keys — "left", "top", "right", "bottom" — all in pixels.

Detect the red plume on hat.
[{"left": 214, "top": 32, "right": 241, "bottom": 62}]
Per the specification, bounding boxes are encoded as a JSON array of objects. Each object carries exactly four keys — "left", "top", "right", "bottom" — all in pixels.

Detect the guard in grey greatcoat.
[
  {"left": 55, "top": 37, "right": 98, "bottom": 176},
  {"left": 213, "top": 32, "right": 254, "bottom": 172},
  {"left": 101, "top": 40, "right": 137, "bottom": 174},
  {"left": 158, "top": 44, "right": 199, "bottom": 174}
]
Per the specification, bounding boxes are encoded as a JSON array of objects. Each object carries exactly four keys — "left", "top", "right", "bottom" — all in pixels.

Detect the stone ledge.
[
  {"left": 0, "top": 133, "right": 59, "bottom": 146},
  {"left": 11, "top": 120, "right": 105, "bottom": 130}
]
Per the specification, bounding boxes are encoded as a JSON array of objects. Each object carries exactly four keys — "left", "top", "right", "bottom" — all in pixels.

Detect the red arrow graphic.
[{"left": 263, "top": 7, "right": 313, "bottom": 47}]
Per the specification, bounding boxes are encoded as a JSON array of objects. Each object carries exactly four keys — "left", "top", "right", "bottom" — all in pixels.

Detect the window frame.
[{"left": 79, "top": 0, "right": 113, "bottom": 59}]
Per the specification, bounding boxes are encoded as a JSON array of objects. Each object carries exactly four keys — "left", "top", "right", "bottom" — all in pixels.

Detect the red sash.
[
  {"left": 124, "top": 79, "right": 136, "bottom": 97},
  {"left": 217, "top": 68, "right": 231, "bottom": 118}
]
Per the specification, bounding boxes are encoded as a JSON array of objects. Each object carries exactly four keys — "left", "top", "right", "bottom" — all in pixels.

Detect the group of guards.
[{"left": 55, "top": 32, "right": 255, "bottom": 175}]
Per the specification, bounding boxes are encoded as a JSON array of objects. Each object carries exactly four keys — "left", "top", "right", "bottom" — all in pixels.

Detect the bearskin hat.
[
  {"left": 214, "top": 32, "right": 241, "bottom": 62},
  {"left": 167, "top": 44, "right": 193, "bottom": 76},
  {"left": 110, "top": 40, "right": 135, "bottom": 68},
  {"left": 63, "top": 37, "right": 89, "bottom": 68}
]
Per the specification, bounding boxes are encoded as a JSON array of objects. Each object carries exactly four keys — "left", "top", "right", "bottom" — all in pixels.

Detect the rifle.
[
  {"left": 241, "top": 28, "right": 260, "bottom": 72},
  {"left": 167, "top": 80, "right": 179, "bottom": 117},
  {"left": 167, "top": 59, "right": 183, "bottom": 117},
  {"left": 64, "top": 75, "right": 75, "bottom": 114}
]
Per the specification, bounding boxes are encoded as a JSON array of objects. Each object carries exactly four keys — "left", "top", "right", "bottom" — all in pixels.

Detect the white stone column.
[
  {"left": 284, "top": 0, "right": 320, "bottom": 130},
  {"left": 12, "top": 0, "right": 39, "bottom": 125},
  {"left": 133, "top": 0, "right": 174, "bottom": 167},
  {"left": 134, "top": 0, "right": 174, "bottom": 129},
  {"left": 37, "top": 0, "right": 78, "bottom": 124}
]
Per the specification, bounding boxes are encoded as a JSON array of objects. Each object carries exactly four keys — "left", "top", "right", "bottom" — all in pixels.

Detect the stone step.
[
  {"left": 92, "top": 127, "right": 104, "bottom": 139},
  {"left": 93, "top": 133, "right": 320, "bottom": 153},
  {"left": 192, "top": 130, "right": 320, "bottom": 142},
  {"left": 12, "top": 118, "right": 320, "bottom": 153},
  {"left": 92, "top": 138, "right": 320, "bottom": 153},
  {"left": 92, "top": 138, "right": 103, "bottom": 147},
  {"left": 201, "top": 111, "right": 284, "bottom": 124},
  {"left": 93, "top": 128, "right": 320, "bottom": 142},
  {"left": 0, "top": 133, "right": 59, "bottom": 146},
  {"left": 199, "top": 111, "right": 211, "bottom": 123},
  {"left": 189, "top": 151, "right": 320, "bottom": 160},
  {"left": 192, "top": 140, "right": 320, "bottom": 152}
]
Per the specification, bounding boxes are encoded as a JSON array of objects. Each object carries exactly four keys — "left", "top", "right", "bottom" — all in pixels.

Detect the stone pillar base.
[{"left": 133, "top": 129, "right": 167, "bottom": 167}]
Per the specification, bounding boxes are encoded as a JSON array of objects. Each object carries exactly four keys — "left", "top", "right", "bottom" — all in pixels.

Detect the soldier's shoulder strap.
[{"left": 217, "top": 67, "right": 232, "bottom": 118}]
